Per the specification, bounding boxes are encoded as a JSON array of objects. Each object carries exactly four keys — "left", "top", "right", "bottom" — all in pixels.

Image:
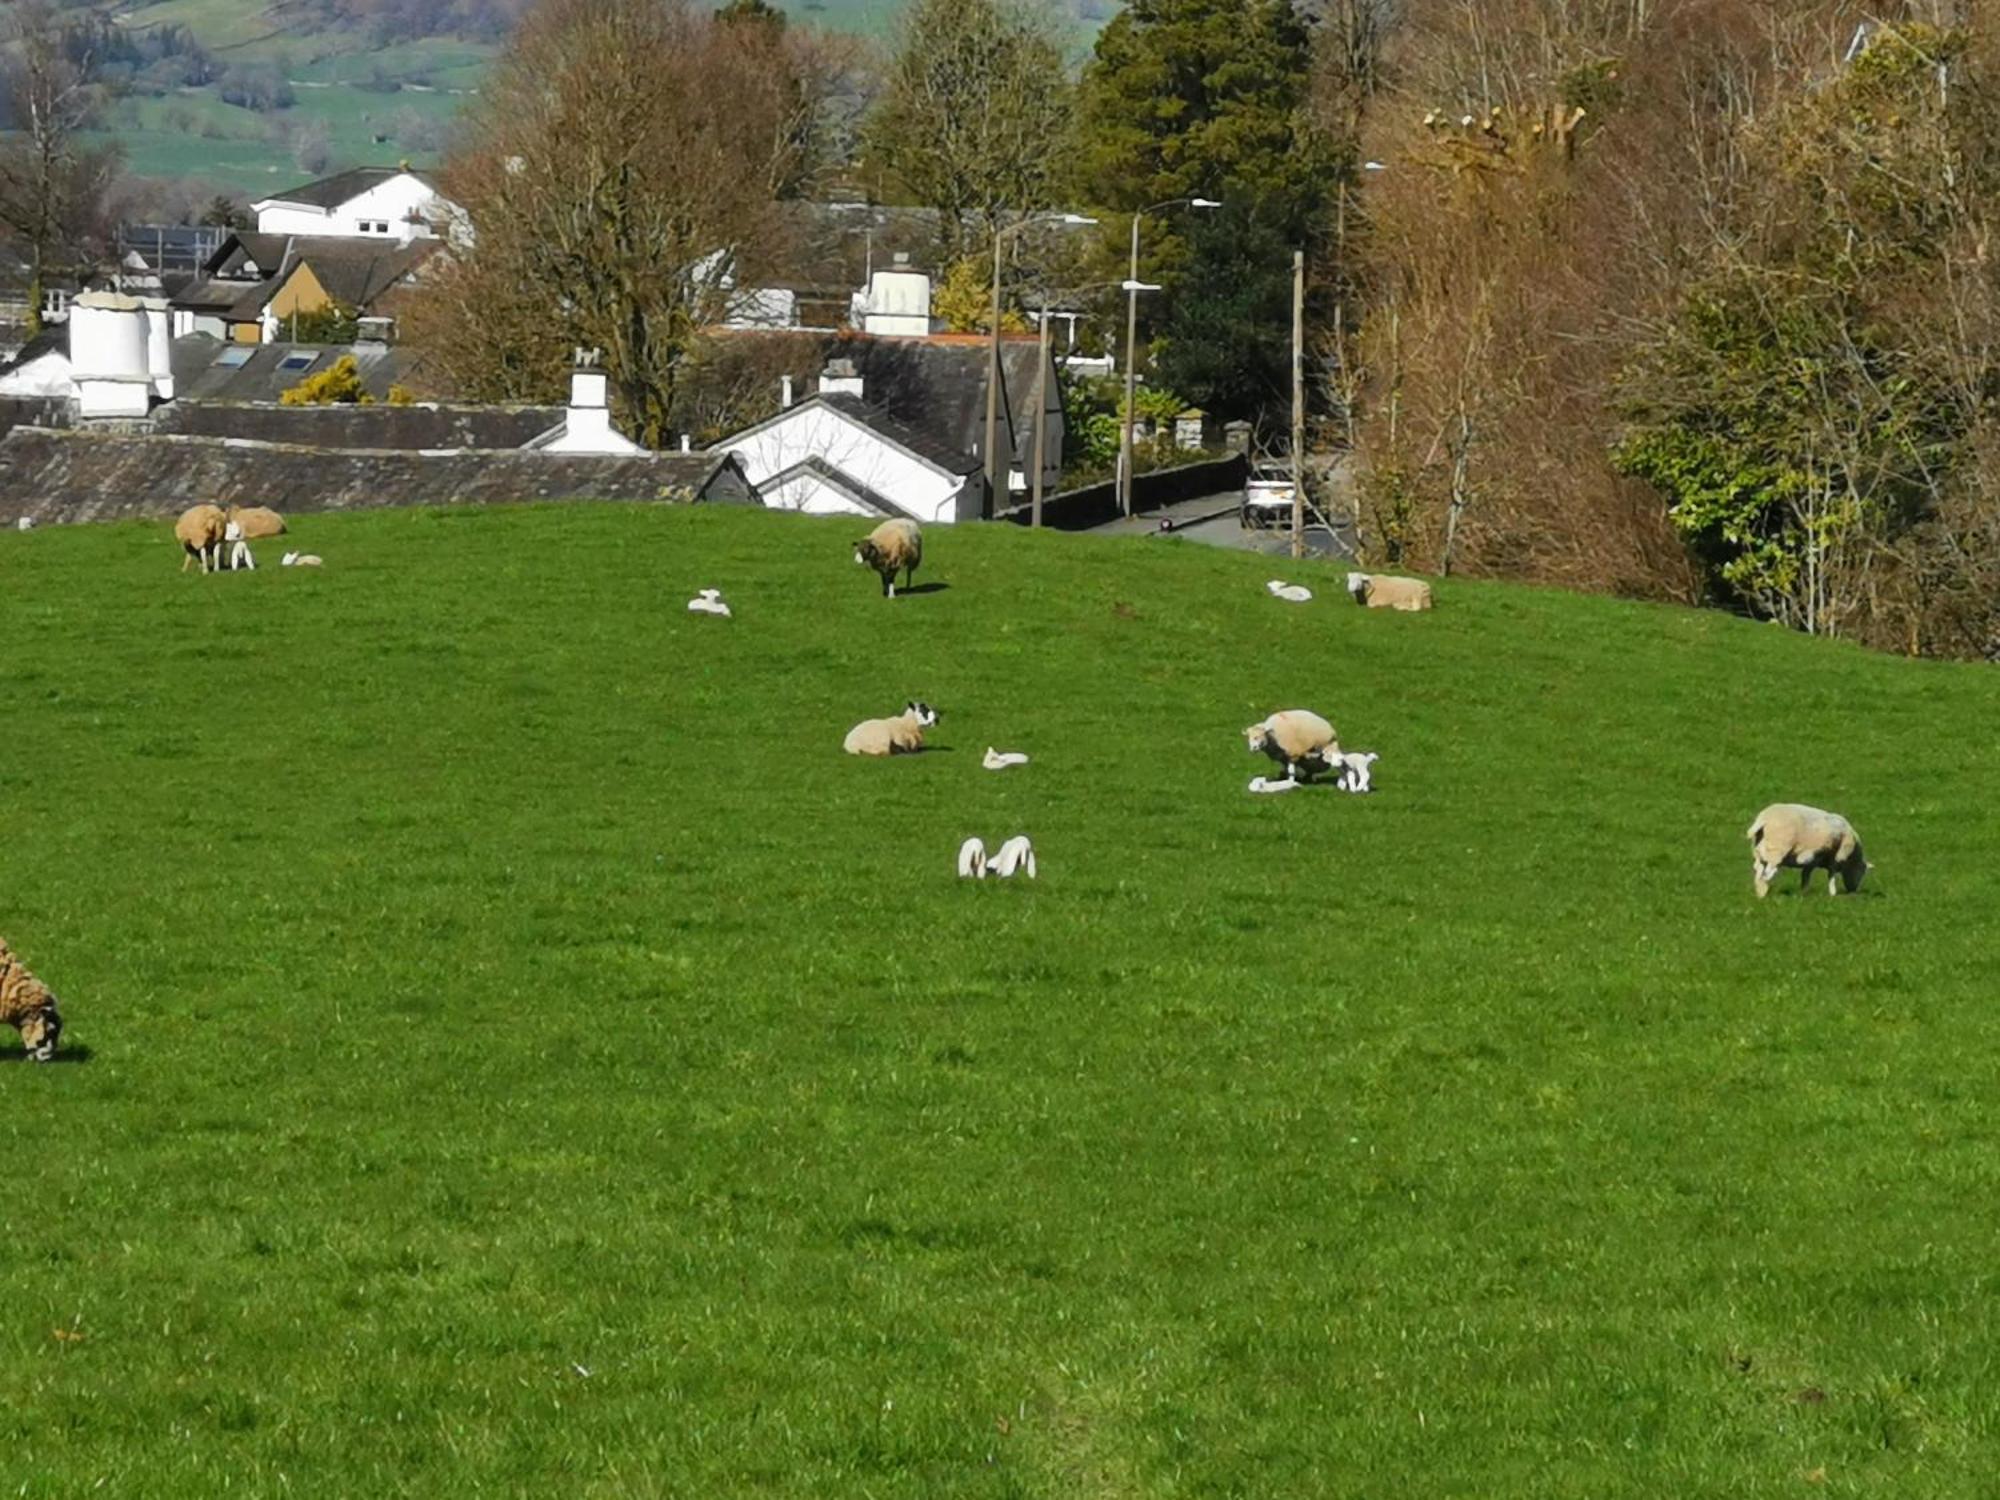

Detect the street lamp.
[
  {"left": 985, "top": 211, "right": 1097, "bottom": 513},
  {"left": 1120, "top": 196, "right": 1220, "bottom": 516}
]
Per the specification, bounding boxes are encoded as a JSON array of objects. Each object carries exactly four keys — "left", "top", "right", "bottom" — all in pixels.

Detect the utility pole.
[
  {"left": 1120, "top": 213, "right": 1141, "bottom": 517},
  {"left": 1031, "top": 300, "right": 1051, "bottom": 528},
  {"left": 1291, "top": 249, "right": 1305, "bottom": 561},
  {"left": 983, "top": 231, "right": 1004, "bottom": 517}
]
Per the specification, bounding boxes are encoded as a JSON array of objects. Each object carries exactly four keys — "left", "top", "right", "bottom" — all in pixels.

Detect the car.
[{"left": 1241, "top": 466, "right": 1298, "bottom": 530}]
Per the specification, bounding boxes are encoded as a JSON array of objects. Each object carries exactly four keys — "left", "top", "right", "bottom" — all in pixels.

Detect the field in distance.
[{"left": 5, "top": 503, "right": 1996, "bottom": 1494}]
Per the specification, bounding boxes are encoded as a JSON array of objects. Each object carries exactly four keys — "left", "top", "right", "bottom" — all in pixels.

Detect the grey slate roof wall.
[
  {"left": 0, "top": 428, "right": 760, "bottom": 525},
  {"left": 261, "top": 166, "right": 436, "bottom": 211},
  {"left": 152, "top": 401, "right": 565, "bottom": 450},
  {"left": 169, "top": 336, "right": 429, "bottom": 403}
]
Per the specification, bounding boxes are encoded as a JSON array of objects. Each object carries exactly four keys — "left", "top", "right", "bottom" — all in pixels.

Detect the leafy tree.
[
  {"left": 1070, "top": 0, "right": 1344, "bottom": 420},
  {"left": 930, "top": 255, "right": 1029, "bottom": 333},
  {"left": 859, "top": 0, "right": 1071, "bottom": 266}
]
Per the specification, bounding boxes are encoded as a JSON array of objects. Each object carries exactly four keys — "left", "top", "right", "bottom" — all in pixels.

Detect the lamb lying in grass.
[
  {"left": 1247, "top": 775, "right": 1300, "bottom": 794},
  {"left": 687, "top": 587, "right": 732, "bottom": 618},
  {"left": 0, "top": 936, "right": 63, "bottom": 1062},
  {"left": 280, "top": 552, "right": 323, "bottom": 568},
  {"left": 1266, "top": 580, "right": 1313, "bottom": 603},
  {"left": 844, "top": 701, "right": 939, "bottom": 756},
  {"left": 1244, "top": 709, "right": 1339, "bottom": 782},
  {"left": 982, "top": 748, "right": 1029, "bottom": 770},
  {"left": 1747, "top": 803, "right": 1871, "bottom": 897}
]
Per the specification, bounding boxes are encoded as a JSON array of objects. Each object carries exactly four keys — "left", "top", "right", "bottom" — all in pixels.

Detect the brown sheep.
[
  {"left": 0, "top": 937, "right": 63, "bottom": 1062},
  {"left": 175, "top": 504, "right": 227, "bottom": 573},
  {"left": 1346, "top": 571, "right": 1434, "bottom": 611},
  {"left": 1244, "top": 709, "right": 1340, "bottom": 781},
  {"left": 854, "top": 518, "right": 923, "bottom": 598},
  {"left": 844, "top": 701, "right": 939, "bottom": 756},
  {"left": 227, "top": 505, "right": 287, "bottom": 540}
]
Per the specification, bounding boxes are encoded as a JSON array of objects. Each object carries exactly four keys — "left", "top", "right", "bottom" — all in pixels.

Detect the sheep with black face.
[
  {"left": 1, "top": 937, "right": 63, "bottom": 1062},
  {"left": 854, "top": 518, "right": 923, "bottom": 598}
]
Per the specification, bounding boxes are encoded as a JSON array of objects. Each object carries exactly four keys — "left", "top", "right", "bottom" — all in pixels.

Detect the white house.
[
  {"left": 522, "top": 353, "right": 646, "bottom": 456},
  {"left": 718, "top": 368, "right": 982, "bottom": 525},
  {"left": 251, "top": 166, "right": 457, "bottom": 245}
]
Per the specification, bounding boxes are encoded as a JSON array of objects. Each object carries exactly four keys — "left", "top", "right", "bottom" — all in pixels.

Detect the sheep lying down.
[
  {"left": 844, "top": 701, "right": 939, "bottom": 756},
  {"left": 1748, "top": 803, "right": 1871, "bottom": 897}
]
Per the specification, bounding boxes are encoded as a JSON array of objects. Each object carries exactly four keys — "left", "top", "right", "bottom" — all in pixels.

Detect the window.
[
  {"left": 41, "top": 288, "right": 68, "bottom": 315},
  {"left": 277, "top": 352, "right": 318, "bottom": 372},
  {"left": 214, "top": 347, "right": 254, "bottom": 368}
]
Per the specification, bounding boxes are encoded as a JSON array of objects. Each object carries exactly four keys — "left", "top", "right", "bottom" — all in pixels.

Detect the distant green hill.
[{"left": 7, "top": 501, "right": 1999, "bottom": 1493}]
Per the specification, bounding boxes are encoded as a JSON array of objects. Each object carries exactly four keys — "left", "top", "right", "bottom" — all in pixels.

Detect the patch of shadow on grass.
[
  {"left": 896, "top": 581, "right": 950, "bottom": 596},
  {"left": 4, "top": 1043, "right": 94, "bottom": 1065}
]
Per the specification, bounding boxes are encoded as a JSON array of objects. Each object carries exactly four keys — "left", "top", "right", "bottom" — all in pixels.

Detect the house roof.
[
  {"left": 254, "top": 166, "right": 437, "bottom": 212},
  {"left": 171, "top": 275, "right": 273, "bottom": 319},
  {"left": 763, "top": 454, "right": 920, "bottom": 520},
  {"left": 152, "top": 400, "right": 566, "bottom": 451},
  {"left": 177, "top": 236, "right": 439, "bottom": 318},
  {"left": 814, "top": 390, "right": 982, "bottom": 474},
  {"left": 285, "top": 240, "right": 440, "bottom": 310},
  {"left": 1, "top": 427, "right": 760, "bottom": 524},
  {"left": 168, "top": 335, "right": 428, "bottom": 403}
]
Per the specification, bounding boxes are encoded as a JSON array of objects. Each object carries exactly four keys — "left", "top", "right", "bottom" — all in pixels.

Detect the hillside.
[{"left": 6, "top": 505, "right": 1998, "bottom": 1494}]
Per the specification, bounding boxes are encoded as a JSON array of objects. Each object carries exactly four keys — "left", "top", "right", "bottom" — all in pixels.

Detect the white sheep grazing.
[
  {"left": 957, "top": 836, "right": 989, "bottom": 879},
  {"left": 1247, "top": 775, "right": 1300, "bottom": 794},
  {"left": 1346, "top": 571, "right": 1434, "bottom": 611},
  {"left": 1266, "top": 579, "right": 1313, "bottom": 603},
  {"left": 982, "top": 747, "right": 1029, "bottom": 770},
  {"left": 1747, "top": 803, "right": 1871, "bottom": 897},
  {"left": 687, "top": 588, "right": 732, "bottom": 617},
  {"left": 281, "top": 552, "right": 324, "bottom": 567},
  {"left": 843, "top": 701, "right": 939, "bottom": 756},
  {"left": 223, "top": 521, "right": 256, "bottom": 571},
  {"left": 1334, "top": 750, "right": 1379, "bottom": 793},
  {"left": 988, "top": 836, "right": 1036, "bottom": 879},
  {"left": 1244, "top": 709, "right": 1339, "bottom": 782}
]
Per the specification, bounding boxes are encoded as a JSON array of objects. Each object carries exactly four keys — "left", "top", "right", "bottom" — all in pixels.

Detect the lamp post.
[
  {"left": 1119, "top": 196, "right": 1219, "bottom": 517},
  {"left": 985, "top": 212, "right": 1096, "bottom": 515}
]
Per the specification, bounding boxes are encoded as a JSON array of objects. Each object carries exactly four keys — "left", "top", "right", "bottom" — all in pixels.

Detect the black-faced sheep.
[
  {"left": 1346, "top": 571, "right": 1434, "bottom": 611},
  {"left": 175, "top": 504, "right": 227, "bottom": 573},
  {"left": 0, "top": 937, "right": 63, "bottom": 1062},
  {"left": 1748, "top": 803, "right": 1871, "bottom": 897},
  {"left": 854, "top": 518, "right": 923, "bottom": 598},
  {"left": 1244, "top": 709, "right": 1339, "bottom": 782},
  {"left": 844, "top": 701, "right": 939, "bottom": 756}
]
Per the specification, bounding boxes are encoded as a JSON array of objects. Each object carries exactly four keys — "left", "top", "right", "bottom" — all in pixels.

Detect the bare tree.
[
  {"left": 859, "top": 0, "right": 1071, "bottom": 265},
  {"left": 405, "top": 0, "right": 844, "bottom": 444},
  {"left": 0, "top": 1, "right": 120, "bottom": 337}
]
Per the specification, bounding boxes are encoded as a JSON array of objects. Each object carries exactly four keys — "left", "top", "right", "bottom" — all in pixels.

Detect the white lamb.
[
  {"left": 982, "top": 748, "right": 1029, "bottom": 770},
  {"left": 1334, "top": 750, "right": 1379, "bottom": 793},
  {"left": 1247, "top": 775, "right": 1300, "bottom": 794},
  {"left": 281, "top": 552, "right": 324, "bottom": 567},
  {"left": 957, "top": 837, "right": 989, "bottom": 879},
  {"left": 15, "top": 517, "right": 31, "bottom": 532},
  {"left": 1266, "top": 579, "right": 1313, "bottom": 603},
  {"left": 687, "top": 587, "right": 732, "bottom": 618},
  {"left": 223, "top": 521, "right": 256, "bottom": 571},
  {"left": 988, "top": 836, "right": 1036, "bottom": 879}
]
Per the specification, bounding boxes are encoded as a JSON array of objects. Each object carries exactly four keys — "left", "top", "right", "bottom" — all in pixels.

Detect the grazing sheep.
[
  {"left": 854, "top": 518, "right": 923, "bottom": 598},
  {"left": 175, "top": 503, "right": 227, "bottom": 573},
  {"left": 226, "top": 505, "right": 286, "bottom": 540},
  {"left": 982, "top": 747, "right": 1029, "bottom": 770},
  {"left": 281, "top": 552, "right": 323, "bottom": 568},
  {"left": 1266, "top": 579, "right": 1313, "bottom": 603},
  {"left": 989, "top": 836, "right": 1037, "bottom": 879},
  {"left": 1334, "top": 750, "right": 1379, "bottom": 793},
  {"left": 1346, "top": 571, "right": 1434, "bottom": 611},
  {"left": 957, "top": 836, "right": 989, "bottom": 879},
  {"left": 0, "top": 936, "right": 63, "bottom": 1062},
  {"left": 843, "top": 701, "right": 939, "bottom": 756},
  {"left": 1244, "top": 709, "right": 1339, "bottom": 782},
  {"left": 223, "top": 520, "right": 256, "bottom": 572},
  {"left": 1247, "top": 775, "right": 1300, "bottom": 794},
  {"left": 687, "top": 587, "right": 732, "bottom": 618},
  {"left": 1747, "top": 803, "right": 1871, "bottom": 897}
]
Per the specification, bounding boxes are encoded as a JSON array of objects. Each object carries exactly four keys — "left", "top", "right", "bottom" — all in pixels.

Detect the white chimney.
[
  {"left": 69, "top": 290, "right": 157, "bottom": 418},
  {"left": 535, "top": 347, "right": 643, "bottom": 455},
  {"left": 818, "top": 357, "right": 864, "bottom": 399},
  {"left": 143, "top": 296, "right": 174, "bottom": 402},
  {"left": 862, "top": 264, "right": 933, "bottom": 337},
  {"left": 780, "top": 374, "right": 794, "bottom": 408}
]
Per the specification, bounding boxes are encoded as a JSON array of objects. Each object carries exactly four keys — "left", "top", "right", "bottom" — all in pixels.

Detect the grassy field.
[{"left": 4, "top": 504, "right": 1997, "bottom": 1496}]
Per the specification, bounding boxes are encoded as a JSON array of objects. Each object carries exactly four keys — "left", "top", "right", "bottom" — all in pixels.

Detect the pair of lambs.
[
  {"left": 1, "top": 937, "right": 63, "bottom": 1062},
  {"left": 957, "top": 836, "right": 1037, "bottom": 879}
]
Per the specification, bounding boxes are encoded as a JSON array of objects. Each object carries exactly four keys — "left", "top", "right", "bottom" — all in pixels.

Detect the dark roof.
[
  {"left": 1, "top": 427, "right": 760, "bottom": 524},
  {"left": 179, "top": 235, "right": 438, "bottom": 317},
  {"left": 152, "top": 401, "right": 565, "bottom": 451},
  {"left": 0, "top": 327, "right": 65, "bottom": 376},
  {"left": 168, "top": 336, "right": 427, "bottom": 403},
  {"left": 171, "top": 276, "right": 271, "bottom": 319},
  {"left": 256, "top": 166, "right": 436, "bottom": 212},
  {"left": 291, "top": 240, "right": 438, "bottom": 309},
  {"left": 813, "top": 390, "right": 981, "bottom": 474}
]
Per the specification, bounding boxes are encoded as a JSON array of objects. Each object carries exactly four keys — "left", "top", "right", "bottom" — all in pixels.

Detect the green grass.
[{"left": 5, "top": 504, "right": 1998, "bottom": 1495}]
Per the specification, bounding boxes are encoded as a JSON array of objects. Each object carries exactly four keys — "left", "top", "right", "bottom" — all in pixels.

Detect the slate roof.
[
  {"left": 813, "top": 390, "right": 982, "bottom": 474},
  {"left": 1, "top": 427, "right": 760, "bottom": 525},
  {"left": 289, "top": 240, "right": 439, "bottom": 309},
  {"left": 255, "top": 166, "right": 436, "bottom": 211},
  {"left": 168, "top": 336, "right": 428, "bottom": 403},
  {"left": 152, "top": 400, "right": 565, "bottom": 451},
  {"left": 171, "top": 276, "right": 271, "bottom": 319}
]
